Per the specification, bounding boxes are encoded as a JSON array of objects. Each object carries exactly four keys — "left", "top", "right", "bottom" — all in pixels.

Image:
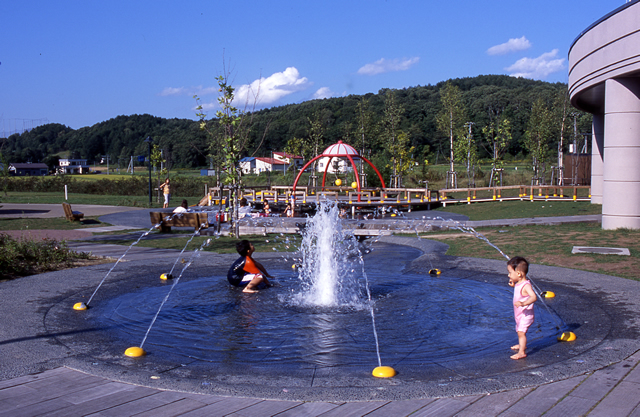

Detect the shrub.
[{"left": 0, "top": 233, "right": 91, "bottom": 280}]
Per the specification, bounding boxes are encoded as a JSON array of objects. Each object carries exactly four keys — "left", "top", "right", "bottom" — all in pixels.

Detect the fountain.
[
  {"left": 49, "top": 201, "right": 614, "bottom": 400},
  {"left": 291, "top": 203, "right": 363, "bottom": 308},
  {"left": 73, "top": 212, "right": 205, "bottom": 309}
]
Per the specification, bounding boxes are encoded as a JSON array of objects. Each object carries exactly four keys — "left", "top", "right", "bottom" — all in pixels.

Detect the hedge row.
[{"left": 0, "top": 175, "right": 213, "bottom": 196}]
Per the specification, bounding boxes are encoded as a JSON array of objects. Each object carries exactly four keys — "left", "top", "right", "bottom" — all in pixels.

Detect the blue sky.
[{"left": 0, "top": 0, "right": 629, "bottom": 132}]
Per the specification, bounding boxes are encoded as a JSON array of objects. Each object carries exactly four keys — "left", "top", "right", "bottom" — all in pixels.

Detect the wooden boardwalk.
[{"left": 1, "top": 351, "right": 639, "bottom": 417}]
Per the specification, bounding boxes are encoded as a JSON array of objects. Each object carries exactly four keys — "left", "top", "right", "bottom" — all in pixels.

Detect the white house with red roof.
[
  {"left": 239, "top": 157, "right": 288, "bottom": 174},
  {"left": 272, "top": 152, "right": 303, "bottom": 169}
]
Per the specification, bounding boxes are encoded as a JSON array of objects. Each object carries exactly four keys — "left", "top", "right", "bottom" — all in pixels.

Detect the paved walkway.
[
  {"left": 1, "top": 354, "right": 639, "bottom": 416},
  {"left": 2, "top": 204, "right": 639, "bottom": 416}
]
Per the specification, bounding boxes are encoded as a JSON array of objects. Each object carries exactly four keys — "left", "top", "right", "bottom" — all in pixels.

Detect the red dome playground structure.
[{"left": 292, "top": 141, "right": 386, "bottom": 201}]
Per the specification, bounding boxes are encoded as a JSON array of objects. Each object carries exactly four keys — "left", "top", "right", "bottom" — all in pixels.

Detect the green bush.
[
  {"left": 3, "top": 176, "right": 216, "bottom": 197},
  {"left": 0, "top": 233, "right": 91, "bottom": 279}
]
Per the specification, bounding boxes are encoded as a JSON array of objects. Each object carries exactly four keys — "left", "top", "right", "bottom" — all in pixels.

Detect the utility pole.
[
  {"left": 446, "top": 114, "right": 457, "bottom": 189},
  {"left": 144, "top": 137, "right": 153, "bottom": 206}
]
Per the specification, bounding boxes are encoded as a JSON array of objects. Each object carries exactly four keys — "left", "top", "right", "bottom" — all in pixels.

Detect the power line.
[{"left": 0, "top": 118, "right": 49, "bottom": 138}]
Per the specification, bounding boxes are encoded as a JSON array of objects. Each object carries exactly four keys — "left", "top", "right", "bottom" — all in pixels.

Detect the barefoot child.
[
  {"left": 507, "top": 256, "right": 537, "bottom": 360},
  {"left": 159, "top": 178, "right": 171, "bottom": 209},
  {"left": 227, "top": 240, "right": 273, "bottom": 293}
]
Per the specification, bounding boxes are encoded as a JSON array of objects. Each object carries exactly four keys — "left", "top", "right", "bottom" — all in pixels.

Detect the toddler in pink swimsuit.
[{"left": 507, "top": 256, "right": 537, "bottom": 360}]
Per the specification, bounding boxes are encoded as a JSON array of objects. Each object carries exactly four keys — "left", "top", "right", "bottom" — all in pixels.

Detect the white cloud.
[
  {"left": 312, "top": 87, "right": 335, "bottom": 100},
  {"left": 505, "top": 49, "right": 565, "bottom": 79},
  {"left": 234, "top": 67, "right": 310, "bottom": 106},
  {"left": 197, "top": 101, "right": 217, "bottom": 112},
  {"left": 159, "top": 87, "right": 188, "bottom": 96},
  {"left": 357, "top": 57, "right": 419, "bottom": 76},
  {"left": 181, "top": 67, "right": 311, "bottom": 113},
  {"left": 487, "top": 36, "right": 532, "bottom": 56},
  {"left": 160, "top": 85, "right": 217, "bottom": 97}
]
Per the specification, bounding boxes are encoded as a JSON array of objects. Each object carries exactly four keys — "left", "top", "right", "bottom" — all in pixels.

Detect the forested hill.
[{"left": 2, "top": 75, "right": 586, "bottom": 169}]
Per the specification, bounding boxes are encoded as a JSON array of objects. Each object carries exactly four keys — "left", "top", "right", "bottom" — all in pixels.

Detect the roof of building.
[
  {"left": 240, "top": 157, "right": 287, "bottom": 165},
  {"left": 255, "top": 157, "right": 287, "bottom": 165},
  {"left": 273, "top": 151, "right": 303, "bottom": 159},
  {"left": 10, "top": 163, "right": 49, "bottom": 169}
]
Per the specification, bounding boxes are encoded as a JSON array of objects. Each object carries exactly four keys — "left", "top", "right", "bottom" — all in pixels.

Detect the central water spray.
[
  {"left": 287, "top": 201, "right": 393, "bottom": 376},
  {"left": 292, "top": 202, "right": 362, "bottom": 308}
]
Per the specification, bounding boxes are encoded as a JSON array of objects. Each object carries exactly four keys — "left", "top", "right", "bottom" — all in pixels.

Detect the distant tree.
[
  {"left": 42, "top": 154, "right": 60, "bottom": 173},
  {"left": 0, "top": 145, "right": 9, "bottom": 197},
  {"left": 306, "top": 111, "right": 328, "bottom": 186},
  {"left": 284, "top": 136, "right": 309, "bottom": 177},
  {"left": 482, "top": 117, "right": 512, "bottom": 186},
  {"left": 524, "top": 98, "right": 554, "bottom": 184},
  {"left": 196, "top": 63, "right": 263, "bottom": 236},
  {"left": 355, "top": 98, "right": 378, "bottom": 185},
  {"left": 552, "top": 91, "right": 573, "bottom": 185},
  {"left": 436, "top": 82, "right": 466, "bottom": 187},
  {"left": 380, "top": 91, "right": 405, "bottom": 187},
  {"left": 0, "top": 76, "right": 586, "bottom": 177},
  {"left": 455, "top": 122, "right": 478, "bottom": 187},
  {"left": 150, "top": 143, "right": 167, "bottom": 183},
  {"left": 390, "top": 131, "right": 415, "bottom": 186}
]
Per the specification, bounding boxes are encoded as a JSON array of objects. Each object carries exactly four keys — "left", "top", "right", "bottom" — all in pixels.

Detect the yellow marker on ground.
[
  {"left": 124, "top": 346, "right": 146, "bottom": 357},
  {"left": 73, "top": 302, "right": 87, "bottom": 311},
  {"left": 558, "top": 332, "right": 576, "bottom": 342},
  {"left": 372, "top": 366, "right": 396, "bottom": 378}
]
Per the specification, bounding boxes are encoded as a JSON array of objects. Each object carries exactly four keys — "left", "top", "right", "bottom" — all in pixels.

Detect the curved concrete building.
[{"left": 569, "top": 0, "right": 640, "bottom": 229}]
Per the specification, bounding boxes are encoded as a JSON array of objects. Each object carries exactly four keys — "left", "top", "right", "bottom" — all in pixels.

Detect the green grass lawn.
[
  {"left": 5, "top": 189, "right": 633, "bottom": 282},
  {"left": 421, "top": 222, "right": 638, "bottom": 281},
  {"left": 0, "top": 216, "right": 109, "bottom": 231},
  {"left": 0, "top": 192, "right": 202, "bottom": 207},
  {"left": 434, "top": 200, "right": 601, "bottom": 221}
]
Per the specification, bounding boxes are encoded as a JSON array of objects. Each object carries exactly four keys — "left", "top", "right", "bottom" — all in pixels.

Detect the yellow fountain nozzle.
[
  {"left": 558, "top": 331, "right": 576, "bottom": 342},
  {"left": 124, "top": 346, "right": 146, "bottom": 357},
  {"left": 372, "top": 366, "right": 396, "bottom": 378},
  {"left": 542, "top": 291, "right": 556, "bottom": 298},
  {"left": 73, "top": 302, "right": 88, "bottom": 311},
  {"left": 429, "top": 269, "right": 441, "bottom": 276},
  {"left": 160, "top": 273, "right": 173, "bottom": 280}
]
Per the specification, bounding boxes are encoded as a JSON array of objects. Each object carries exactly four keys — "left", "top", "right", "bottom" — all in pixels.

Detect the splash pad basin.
[
  {"left": 44, "top": 205, "right": 638, "bottom": 400},
  {"left": 96, "top": 245, "right": 560, "bottom": 373}
]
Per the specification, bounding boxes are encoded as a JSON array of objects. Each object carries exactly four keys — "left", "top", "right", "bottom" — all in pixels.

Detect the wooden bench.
[
  {"left": 150, "top": 212, "right": 209, "bottom": 232},
  {"left": 62, "top": 203, "right": 84, "bottom": 221}
]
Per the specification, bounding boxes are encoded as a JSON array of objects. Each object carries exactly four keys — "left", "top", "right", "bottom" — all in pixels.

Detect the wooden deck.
[{"left": 1, "top": 356, "right": 640, "bottom": 416}]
